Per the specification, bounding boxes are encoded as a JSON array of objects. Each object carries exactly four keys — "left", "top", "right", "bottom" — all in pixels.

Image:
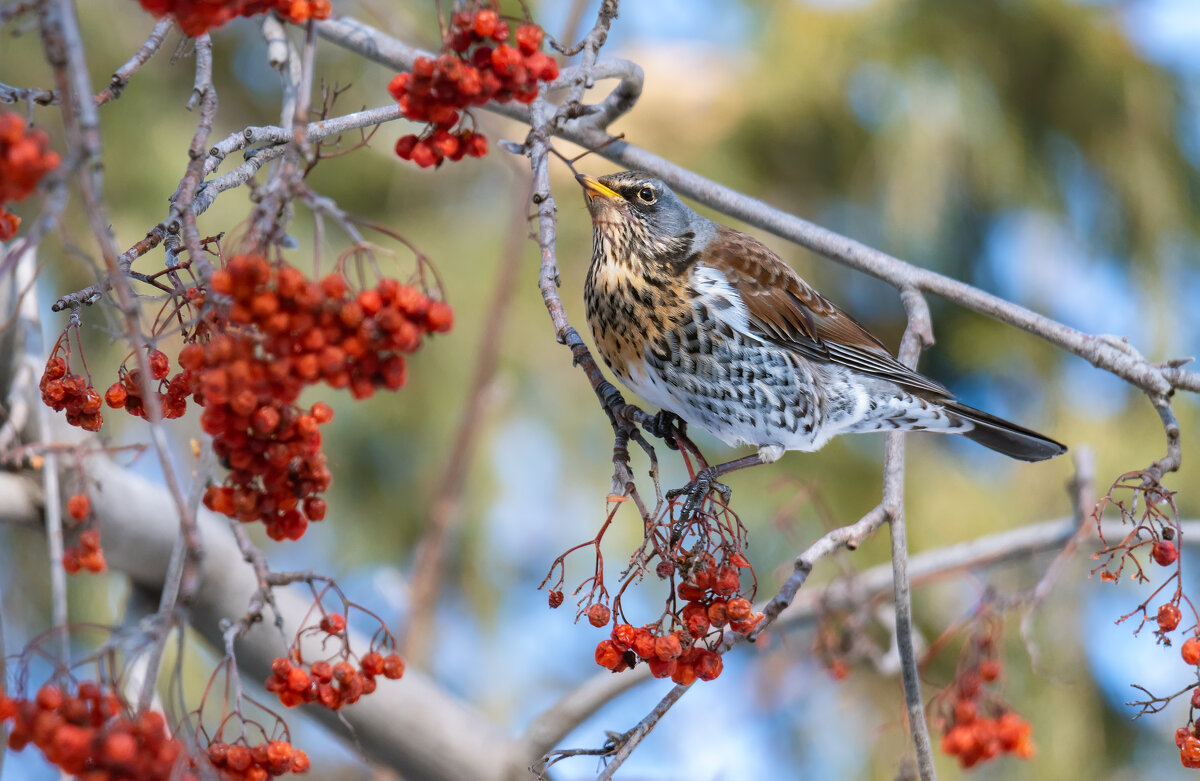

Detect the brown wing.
[{"left": 703, "top": 226, "right": 950, "bottom": 396}]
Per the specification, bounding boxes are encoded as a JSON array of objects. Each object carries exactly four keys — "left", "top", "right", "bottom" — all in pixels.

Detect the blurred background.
[{"left": 2, "top": 0, "right": 1200, "bottom": 778}]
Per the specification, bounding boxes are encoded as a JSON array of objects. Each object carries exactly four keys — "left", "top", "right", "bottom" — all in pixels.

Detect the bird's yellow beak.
[{"left": 576, "top": 173, "right": 621, "bottom": 202}]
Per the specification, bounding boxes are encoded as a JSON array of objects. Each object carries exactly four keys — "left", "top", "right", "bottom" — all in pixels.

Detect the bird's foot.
[
  {"left": 666, "top": 467, "right": 732, "bottom": 540},
  {"left": 644, "top": 409, "right": 686, "bottom": 451}
]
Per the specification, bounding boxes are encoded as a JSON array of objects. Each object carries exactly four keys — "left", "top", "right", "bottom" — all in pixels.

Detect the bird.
[{"left": 576, "top": 170, "right": 1065, "bottom": 492}]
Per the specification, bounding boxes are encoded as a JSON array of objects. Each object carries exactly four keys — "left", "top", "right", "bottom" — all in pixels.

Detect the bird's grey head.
[{"left": 577, "top": 172, "right": 710, "bottom": 265}]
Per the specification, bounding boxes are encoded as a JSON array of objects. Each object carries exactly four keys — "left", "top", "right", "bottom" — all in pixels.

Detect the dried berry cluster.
[
  {"left": 205, "top": 739, "right": 311, "bottom": 779},
  {"left": 40, "top": 350, "right": 105, "bottom": 432},
  {"left": 389, "top": 5, "right": 557, "bottom": 167},
  {"left": 589, "top": 555, "right": 761, "bottom": 683},
  {"left": 0, "top": 112, "right": 59, "bottom": 240},
  {"left": 0, "top": 682, "right": 199, "bottom": 779},
  {"left": 135, "top": 0, "right": 331, "bottom": 38},
  {"left": 264, "top": 612, "right": 405, "bottom": 711},
  {"left": 168, "top": 255, "right": 450, "bottom": 540}
]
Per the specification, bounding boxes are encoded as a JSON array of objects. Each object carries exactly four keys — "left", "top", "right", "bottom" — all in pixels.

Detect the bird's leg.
[
  {"left": 643, "top": 409, "right": 687, "bottom": 450},
  {"left": 669, "top": 445, "right": 785, "bottom": 529}
]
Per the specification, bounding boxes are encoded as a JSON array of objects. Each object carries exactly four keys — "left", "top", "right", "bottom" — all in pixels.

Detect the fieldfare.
[{"left": 577, "top": 170, "right": 1065, "bottom": 487}]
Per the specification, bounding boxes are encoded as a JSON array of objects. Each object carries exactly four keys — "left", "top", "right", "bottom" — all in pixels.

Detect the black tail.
[{"left": 942, "top": 401, "right": 1067, "bottom": 462}]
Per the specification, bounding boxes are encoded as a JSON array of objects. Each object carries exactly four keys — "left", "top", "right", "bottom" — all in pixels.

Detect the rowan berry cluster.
[
  {"left": 389, "top": 5, "right": 557, "bottom": 167},
  {"left": 265, "top": 645, "right": 404, "bottom": 712},
  {"left": 0, "top": 112, "right": 59, "bottom": 240},
  {"left": 177, "top": 255, "right": 450, "bottom": 540},
  {"left": 589, "top": 553, "right": 761, "bottom": 683},
  {"left": 104, "top": 349, "right": 191, "bottom": 422},
  {"left": 264, "top": 605, "right": 405, "bottom": 711},
  {"left": 205, "top": 739, "right": 311, "bottom": 779},
  {"left": 940, "top": 706, "right": 1034, "bottom": 769},
  {"left": 40, "top": 350, "right": 104, "bottom": 432},
  {"left": 135, "top": 0, "right": 331, "bottom": 38},
  {"left": 0, "top": 681, "right": 197, "bottom": 779},
  {"left": 933, "top": 611, "right": 1034, "bottom": 768},
  {"left": 62, "top": 529, "right": 107, "bottom": 575},
  {"left": 595, "top": 624, "right": 725, "bottom": 685}
]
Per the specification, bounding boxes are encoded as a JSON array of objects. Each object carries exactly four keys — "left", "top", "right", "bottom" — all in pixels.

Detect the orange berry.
[
  {"left": 586, "top": 603, "right": 611, "bottom": 628},
  {"left": 725, "top": 597, "right": 753, "bottom": 623},
  {"left": 103, "top": 731, "right": 137, "bottom": 762},
  {"left": 66, "top": 493, "right": 90, "bottom": 520},
  {"left": 1183, "top": 637, "right": 1200, "bottom": 666},
  {"left": 654, "top": 633, "right": 682, "bottom": 661},
  {"left": 360, "top": 651, "right": 384, "bottom": 677},
  {"left": 1182, "top": 736, "right": 1200, "bottom": 767},
  {"left": 319, "top": 613, "right": 346, "bottom": 634},
  {"left": 979, "top": 658, "right": 1002, "bottom": 682},
  {"left": 425, "top": 300, "right": 454, "bottom": 332},
  {"left": 286, "top": 667, "right": 311, "bottom": 692},
  {"left": 382, "top": 653, "right": 405, "bottom": 680},
  {"left": 954, "top": 698, "right": 978, "bottom": 725},
  {"left": 594, "top": 639, "right": 624, "bottom": 670}
]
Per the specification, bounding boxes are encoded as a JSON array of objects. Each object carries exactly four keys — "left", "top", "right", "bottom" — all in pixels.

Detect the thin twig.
[{"left": 885, "top": 289, "right": 936, "bottom": 780}]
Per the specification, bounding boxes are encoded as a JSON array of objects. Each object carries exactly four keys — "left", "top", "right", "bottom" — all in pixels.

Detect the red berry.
[
  {"left": 472, "top": 9, "right": 499, "bottom": 39},
  {"left": 387, "top": 73, "right": 410, "bottom": 101},
  {"left": 104, "top": 382, "right": 127, "bottom": 408},
  {"left": 1153, "top": 540, "right": 1179, "bottom": 567},
  {"left": 1184, "top": 736, "right": 1200, "bottom": 768},
  {"left": 148, "top": 349, "right": 170, "bottom": 380},
  {"left": 66, "top": 493, "right": 90, "bottom": 520},
  {"left": 594, "top": 639, "right": 624, "bottom": 670},
  {"left": 1183, "top": 637, "right": 1200, "bottom": 666},
  {"left": 725, "top": 597, "right": 753, "bottom": 623},
  {"left": 410, "top": 140, "right": 440, "bottom": 168},
  {"left": 319, "top": 613, "right": 346, "bottom": 634},
  {"left": 515, "top": 24, "right": 544, "bottom": 55},
  {"left": 394, "top": 133, "right": 418, "bottom": 160},
  {"left": 381, "top": 653, "right": 405, "bottom": 679},
  {"left": 654, "top": 633, "right": 682, "bottom": 661},
  {"left": 425, "top": 300, "right": 454, "bottom": 332},
  {"left": 360, "top": 652, "right": 384, "bottom": 677},
  {"left": 548, "top": 589, "right": 564, "bottom": 608},
  {"left": 979, "top": 659, "right": 1002, "bottom": 682},
  {"left": 1159, "top": 603, "right": 1183, "bottom": 632},
  {"left": 586, "top": 603, "right": 611, "bottom": 628}
]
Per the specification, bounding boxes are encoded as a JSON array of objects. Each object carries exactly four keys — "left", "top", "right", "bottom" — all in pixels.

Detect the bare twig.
[
  {"left": 93, "top": 17, "right": 173, "bottom": 106},
  {"left": 882, "top": 289, "right": 936, "bottom": 779}
]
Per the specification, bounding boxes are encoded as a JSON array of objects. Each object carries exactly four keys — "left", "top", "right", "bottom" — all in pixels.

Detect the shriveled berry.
[
  {"left": 586, "top": 603, "right": 611, "bottom": 628},
  {"left": 1158, "top": 603, "right": 1182, "bottom": 632}
]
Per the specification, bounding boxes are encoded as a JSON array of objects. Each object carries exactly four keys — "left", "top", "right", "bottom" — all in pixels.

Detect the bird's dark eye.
[{"left": 636, "top": 186, "right": 656, "bottom": 204}]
